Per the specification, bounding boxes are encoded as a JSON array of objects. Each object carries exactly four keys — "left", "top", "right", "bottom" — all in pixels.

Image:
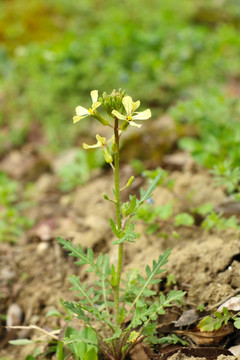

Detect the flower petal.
[
  {"left": 83, "top": 142, "right": 101, "bottom": 149},
  {"left": 96, "top": 134, "right": 106, "bottom": 146},
  {"left": 122, "top": 96, "right": 133, "bottom": 116},
  {"left": 76, "top": 106, "right": 89, "bottom": 116},
  {"left": 129, "top": 121, "right": 142, "bottom": 128},
  {"left": 90, "top": 90, "right": 98, "bottom": 104},
  {"left": 73, "top": 116, "right": 83, "bottom": 123},
  {"left": 132, "top": 109, "right": 151, "bottom": 120},
  {"left": 112, "top": 110, "right": 127, "bottom": 120},
  {"left": 132, "top": 100, "right": 140, "bottom": 112},
  {"left": 92, "top": 101, "right": 101, "bottom": 111}
]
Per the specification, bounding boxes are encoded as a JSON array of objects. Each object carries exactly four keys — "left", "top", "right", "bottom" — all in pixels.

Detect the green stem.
[{"left": 113, "top": 117, "right": 123, "bottom": 324}]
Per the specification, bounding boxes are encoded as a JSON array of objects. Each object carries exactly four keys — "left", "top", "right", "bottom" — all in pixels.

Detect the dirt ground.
[{"left": 0, "top": 117, "right": 240, "bottom": 360}]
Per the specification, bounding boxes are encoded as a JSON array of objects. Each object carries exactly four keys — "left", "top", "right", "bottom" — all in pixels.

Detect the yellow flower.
[
  {"left": 73, "top": 90, "right": 101, "bottom": 123},
  {"left": 111, "top": 96, "right": 151, "bottom": 128},
  {"left": 83, "top": 135, "right": 113, "bottom": 163}
]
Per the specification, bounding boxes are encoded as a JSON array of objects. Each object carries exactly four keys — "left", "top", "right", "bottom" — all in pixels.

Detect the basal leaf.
[
  {"left": 65, "top": 326, "right": 98, "bottom": 360},
  {"left": 9, "top": 339, "right": 35, "bottom": 346},
  {"left": 234, "top": 317, "right": 240, "bottom": 329}
]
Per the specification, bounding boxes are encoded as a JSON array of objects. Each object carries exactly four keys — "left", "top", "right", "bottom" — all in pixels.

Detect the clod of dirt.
[
  {"left": 166, "top": 236, "right": 240, "bottom": 306},
  {"left": 0, "top": 148, "right": 50, "bottom": 181}
]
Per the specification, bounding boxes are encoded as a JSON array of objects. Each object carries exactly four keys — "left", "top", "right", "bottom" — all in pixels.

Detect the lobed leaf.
[
  {"left": 137, "top": 171, "right": 164, "bottom": 207},
  {"left": 198, "top": 308, "right": 231, "bottom": 332}
]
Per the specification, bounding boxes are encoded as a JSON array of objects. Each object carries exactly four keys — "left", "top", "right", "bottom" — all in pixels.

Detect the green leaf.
[
  {"left": 194, "top": 203, "right": 213, "bottom": 216},
  {"left": 197, "top": 304, "right": 205, "bottom": 312},
  {"left": 45, "top": 309, "right": 62, "bottom": 318},
  {"left": 155, "top": 203, "right": 173, "bottom": 220},
  {"left": 58, "top": 237, "right": 110, "bottom": 279},
  {"left": 125, "top": 195, "right": 137, "bottom": 216},
  {"left": 234, "top": 317, "right": 240, "bottom": 329},
  {"left": 158, "top": 334, "right": 188, "bottom": 346},
  {"left": 9, "top": 339, "right": 35, "bottom": 345},
  {"left": 68, "top": 276, "right": 95, "bottom": 307},
  {"left": 128, "top": 249, "right": 171, "bottom": 315},
  {"left": 146, "top": 223, "right": 159, "bottom": 234},
  {"left": 138, "top": 171, "right": 164, "bottom": 206},
  {"left": 174, "top": 213, "right": 194, "bottom": 227},
  {"left": 198, "top": 316, "right": 217, "bottom": 332},
  {"left": 65, "top": 326, "right": 98, "bottom": 360},
  {"left": 58, "top": 237, "right": 97, "bottom": 271},
  {"left": 56, "top": 340, "right": 65, "bottom": 360},
  {"left": 198, "top": 308, "right": 231, "bottom": 332},
  {"left": 112, "top": 222, "right": 139, "bottom": 245},
  {"left": 104, "top": 327, "right": 122, "bottom": 343},
  {"left": 109, "top": 218, "right": 121, "bottom": 237}
]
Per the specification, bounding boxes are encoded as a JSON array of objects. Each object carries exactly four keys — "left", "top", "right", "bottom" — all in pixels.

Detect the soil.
[{"left": 0, "top": 117, "right": 240, "bottom": 360}]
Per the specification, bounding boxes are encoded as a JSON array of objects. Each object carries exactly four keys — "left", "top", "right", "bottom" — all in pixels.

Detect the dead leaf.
[
  {"left": 228, "top": 345, "right": 240, "bottom": 357},
  {"left": 174, "top": 323, "right": 234, "bottom": 345},
  {"left": 218, "top": 296, "right": 240, "bottom": 311},
  {"left": 129, "top": 343, "right": 151, "bottom": 360},
  {"left": 152, "top": 347, "right": 233, "bottom": 360},
  {"left": 174, "top": 309, "right": 199, "bottom": 327}
]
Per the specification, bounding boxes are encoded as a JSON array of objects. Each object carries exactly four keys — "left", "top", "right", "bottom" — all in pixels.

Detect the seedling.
[{"left": 58, "top": 90, "right": 185, "bottom": 360}]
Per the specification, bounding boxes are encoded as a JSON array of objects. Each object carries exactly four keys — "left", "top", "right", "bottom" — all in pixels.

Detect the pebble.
[{"left": 6, "top": 303, "right": 23, "bottom": 328}]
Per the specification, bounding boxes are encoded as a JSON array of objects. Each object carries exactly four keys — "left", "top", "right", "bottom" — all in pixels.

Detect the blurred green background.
[
  {"left": 1, "top": 0, "right": 240, "bottom": 154},
  {"left": 1, "top": 0, "right": 240, "bottom": 242}
]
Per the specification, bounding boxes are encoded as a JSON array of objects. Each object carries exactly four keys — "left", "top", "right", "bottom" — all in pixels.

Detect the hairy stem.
[{"left": 113, "top": 117, "right": 123, "bottom": 324}]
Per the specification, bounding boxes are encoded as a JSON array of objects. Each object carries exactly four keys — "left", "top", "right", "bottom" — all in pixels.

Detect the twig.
[{"left": 5, "top": 325, "right": 60, "bottom": 341}]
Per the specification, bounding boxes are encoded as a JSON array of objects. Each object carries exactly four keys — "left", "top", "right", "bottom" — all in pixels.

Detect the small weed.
[
  {"left": 57, "top": 149, "right": 104, "bottom": 192},
  {"left": 0, "top": 172, "right": 33, "bottom": 242}
]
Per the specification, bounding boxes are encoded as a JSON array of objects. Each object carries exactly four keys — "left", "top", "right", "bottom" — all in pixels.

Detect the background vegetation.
[
  {"left": 1, "top": 0, "right": 240, "bottom": 152},
  {"left": 1, "top": 0, "right": 240, "bottom": 241}
]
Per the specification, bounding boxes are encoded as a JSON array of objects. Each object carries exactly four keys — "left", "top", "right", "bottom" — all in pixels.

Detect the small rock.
[
  {"left": 36, "top": 242, "right": 49, "bottom": 254},
  {"left": 6, "top": 303, "right": 23, "bottom": 328}
]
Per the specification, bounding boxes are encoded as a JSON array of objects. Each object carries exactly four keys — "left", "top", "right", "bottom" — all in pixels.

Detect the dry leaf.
[
  {"left": 129, "top": 343, "right": 151, "bottom": 360},
  {"left": 175, "top": 323, "right": 234, "bottom": 345},
  {"left": 218, "top": 296, "right": 240, "bottom": 311},
  {"left": 152, "top": 347, "right": 233, "bottom": 360},
  {"left": 228, "top": 345, "right": 240, "bottom": 357},
  {"left": 175, "top": 309, "right": 199, "bottom": 327}
]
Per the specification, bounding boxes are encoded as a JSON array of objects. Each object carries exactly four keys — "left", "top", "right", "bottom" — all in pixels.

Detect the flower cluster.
[{"left": 73, "top": 90, "right": 151, "bottom": 164}]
